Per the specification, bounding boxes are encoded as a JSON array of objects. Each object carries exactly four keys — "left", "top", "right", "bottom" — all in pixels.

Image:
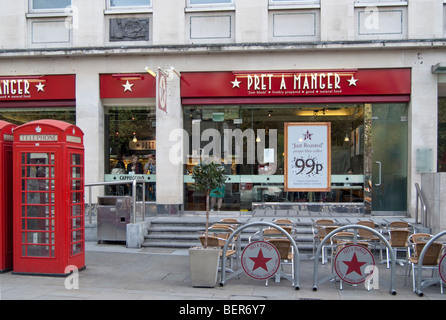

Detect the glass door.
[{"left": 365, "top": 104, "right": 408, "bottom": 215}]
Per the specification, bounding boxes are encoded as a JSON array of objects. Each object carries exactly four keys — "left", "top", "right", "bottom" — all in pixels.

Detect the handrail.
[
  {"left": 85, "top": 179, "right": 146, "bottom": 224},
  {"left": 415, "top": 183, "right": 428, "bottom": 228}
]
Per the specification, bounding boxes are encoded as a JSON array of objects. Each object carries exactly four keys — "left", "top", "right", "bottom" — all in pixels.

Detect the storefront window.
[
  {"left": 105, "top": 105, "right": 156, "bottom": 200},
  {"left": 438, "top": 98, "right": 446, "bottom": 172},
  {"left": 183, "top": 104, "right": 365, "bottom": 211},
  {"left": 0, "top": 107, "right": 75, "bottom": 125}
]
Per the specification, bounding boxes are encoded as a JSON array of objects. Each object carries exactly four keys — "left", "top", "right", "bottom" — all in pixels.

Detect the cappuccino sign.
[{"left": 285, "top": 122, "right": 331, "bottom": 192}]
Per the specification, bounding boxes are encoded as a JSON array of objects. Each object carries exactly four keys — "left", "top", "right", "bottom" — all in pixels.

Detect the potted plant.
[{"left": 188, "top": 161, "right": 226, "bottom": 287}]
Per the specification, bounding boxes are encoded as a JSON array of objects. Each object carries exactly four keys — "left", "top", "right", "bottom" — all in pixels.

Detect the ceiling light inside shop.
[{"left": 296, "top": 108, "right": 353, "bottom": 116}]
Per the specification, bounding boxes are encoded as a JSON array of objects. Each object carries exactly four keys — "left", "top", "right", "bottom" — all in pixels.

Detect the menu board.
[{"left": 285, "top": 122, "right": 331, "bottom": 192}]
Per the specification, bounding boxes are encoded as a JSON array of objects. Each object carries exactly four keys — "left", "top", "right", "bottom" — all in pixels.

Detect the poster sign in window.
[{"left": 284, "top": 122, "right": 331, "bottom": 192}]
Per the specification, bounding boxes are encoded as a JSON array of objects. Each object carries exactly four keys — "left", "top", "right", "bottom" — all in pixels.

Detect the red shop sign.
[
  {"left": 181, "top": 68, "right": 411, "bottom": 104},
  {"left": 0, "top": 75, "right": 75, "bottom": 101},
  {"left": 100, "top": 73, "right": 156, "bottom": 99}
]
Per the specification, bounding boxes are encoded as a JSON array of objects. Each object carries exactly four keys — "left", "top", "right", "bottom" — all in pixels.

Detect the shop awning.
[{"left": 432, "top": 63, "right": 446, "bottom": 73}]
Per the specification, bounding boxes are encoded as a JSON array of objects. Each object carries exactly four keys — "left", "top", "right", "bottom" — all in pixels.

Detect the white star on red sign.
[
  {"left": 347, "top": 76, "right": 358, "bottom": 86},
  {"left": 231, "top": 78, "right": 241, "bottom": 88},
  {"left": 122, "top": 80, "right": 134, "bottom": 92},
  {"left": 35, "top": 82, "right": 45, "bottom": 92}
]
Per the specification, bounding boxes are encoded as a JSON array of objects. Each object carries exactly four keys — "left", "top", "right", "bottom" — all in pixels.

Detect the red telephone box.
[
  {"left": 13, "top": 120, "right": 85, "bottom": 276},
  {"left": 0, "top": 121, "right": 16, "bottom": 272}
]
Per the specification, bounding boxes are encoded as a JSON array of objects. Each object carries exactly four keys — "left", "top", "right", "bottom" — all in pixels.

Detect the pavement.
[{"left": 0, "top": 214, "right": 444, "bottom": 310}]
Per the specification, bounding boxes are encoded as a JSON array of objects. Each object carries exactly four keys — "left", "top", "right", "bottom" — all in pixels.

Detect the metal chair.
[
  {"left": 312, "top": 219, "right": 335, "bottom": 255},
  {"left": 389, "top": 221, "right": 410, "bottom": 228},
  {"left": 405, "top": 242, "right": 444, "bottom": 294},
  {"left": 329, "top": 231, "right": 354, "bottom": 266},
  {"left": 357, "top": 220, "right": 383, "bottom": 259},
  {"left": 199, "top": 235, "right": 236, "bottom": 270},
  {"left": 209, "top": 224, "right": 234, "bottom": 240},
  {"left": 386, "top": 228, "right": 411, "bottom": 268},
  {"left": 266, "top": 238, "right": 294, "bottom": 286},
  {"left": 316, "top": 225, "right": 339, "bottom": 264},
  {"left": 408, "top": 233, "right": 432, "bottom": 246}
]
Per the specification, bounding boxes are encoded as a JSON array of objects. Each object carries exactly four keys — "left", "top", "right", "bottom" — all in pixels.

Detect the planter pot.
[{"left": 189, "top": 247, "right": 220, "bottom": 288}]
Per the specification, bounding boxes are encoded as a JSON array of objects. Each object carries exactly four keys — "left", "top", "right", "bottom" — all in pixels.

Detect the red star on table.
[
  {"left": 342, "top": 253, "right": 367, "bottom": 276},
  {"left": 249, "top": 249, "right": 272, "bottom": 272}
]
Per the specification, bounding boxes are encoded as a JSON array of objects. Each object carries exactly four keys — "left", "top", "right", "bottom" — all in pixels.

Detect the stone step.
[
  {"left": 141, "top": 215, "right": 416, "bottom": 251},
  {"left": 142, "top": 219, "right": 317, "bottom": 251}
]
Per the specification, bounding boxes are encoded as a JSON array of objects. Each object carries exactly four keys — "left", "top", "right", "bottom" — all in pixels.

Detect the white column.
[
  {"left": 76, "top": 73, "right": 104, "bottom": 202},
  {"left": 408, "top": 65, "right": 438, "bottom": 217},
  {"left": 156, "top": 69, "right": 183, "bottom": 213}
]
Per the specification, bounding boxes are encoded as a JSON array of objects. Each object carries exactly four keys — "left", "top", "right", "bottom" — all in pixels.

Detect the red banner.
[
  {"left": 181, "top": 69, "right": 411, "bottom": 102},
  {"left": 100, "top": 73, "right": 156, "bottom": 99},
  {"left": 0, "top": 75, "right": 75, "bottom": 101}
]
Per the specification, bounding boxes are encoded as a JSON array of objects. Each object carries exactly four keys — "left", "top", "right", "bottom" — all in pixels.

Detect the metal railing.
[
  {"left": 85, "top": 179, "right": 146, "bottom": 224},
  {"left": 415, "top": 183, "right": 428, "bottom": 228},
  {"left": 312, "top": 225, "right": 397, "bottom": 295},
  {"left": 220, "top": 221, "right": 300, "bottom": 290}
]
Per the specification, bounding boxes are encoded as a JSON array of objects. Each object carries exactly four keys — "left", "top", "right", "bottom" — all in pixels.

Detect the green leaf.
[{"left": 191, "top": 162, "right": 226, "bottom": 194}]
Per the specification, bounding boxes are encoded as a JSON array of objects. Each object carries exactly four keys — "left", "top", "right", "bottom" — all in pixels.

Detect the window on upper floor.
[
  {"left": 270, "top": 0, "right": 319, "bottom": 3},
  {"left": 269, "top": 0, "right": 320, "bottom": 6},
  {"left": 108, "top": 0, "right": 152, "bottom": 8},
  {"left": 30, "top": 0, "right": 71, "bottom": 11},
  {"left": 188, "top": 0, "right": 233, "bottom": 5},
  {"left": 354, "top": 0, "right": 408, "bottom": 3}
]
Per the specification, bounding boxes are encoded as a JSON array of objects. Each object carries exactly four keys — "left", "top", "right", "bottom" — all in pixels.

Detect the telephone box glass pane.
[
  {"left": 72, "top": 206, "right": 81, "bottom": 216},
  {"left": 69, "top": 151, "right": 84, "bottom": 257},
  {"left": 20, "top": 152, "right": 56, "bottom": 258},
  {"left": 72, "top": 154, "right": 81, "bottom": 165},
  {"left": 26, "top": 206, "right": 49, "bottom": 218},
  {"left": 71, "top": 180, "right": 81, "bottom": 190},
  {"left": 71, "top": 167, "right": 81, "bottom": 178}
]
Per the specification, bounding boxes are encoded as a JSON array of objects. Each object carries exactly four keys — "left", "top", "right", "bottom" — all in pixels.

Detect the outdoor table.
[
  {"left": 417, "top": 237, "right": 434, "bottom": 243},
  {"left": 274, "top": 221, "right": 296, "bottom": 226},
  {"left": 262, "top": 233, "right": 289, "bottom": 239},
  {"left": 331, "top": 234, "right": 368, "bottom": 244},
  {"left": 416, "top": 237, "right": 446, "bottom": 248}
]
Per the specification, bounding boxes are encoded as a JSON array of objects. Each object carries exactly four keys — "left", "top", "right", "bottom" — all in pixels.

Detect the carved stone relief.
[{"left": 110, "top": 18, "right": 150, "bottom": 42}]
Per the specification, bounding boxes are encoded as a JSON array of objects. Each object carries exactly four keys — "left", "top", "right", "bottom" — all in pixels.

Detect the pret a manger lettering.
[
  {"left": 0, "top": 79, "right": 31, "bottom": 95},
  {"left": 245, "top": 72, "right": 342, "bottom": 92}
]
